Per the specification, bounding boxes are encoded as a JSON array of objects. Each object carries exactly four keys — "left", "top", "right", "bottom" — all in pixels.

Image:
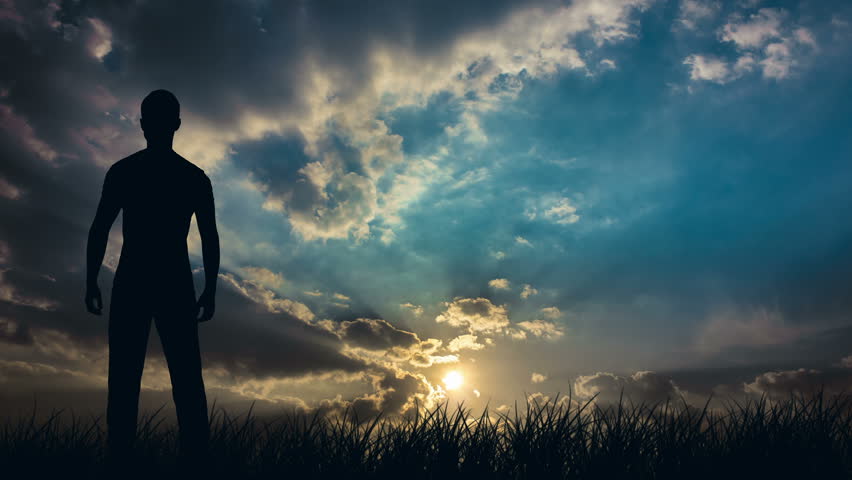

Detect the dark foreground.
[{"left": 2, "top": 393, "right": 851, "bottom": 479}]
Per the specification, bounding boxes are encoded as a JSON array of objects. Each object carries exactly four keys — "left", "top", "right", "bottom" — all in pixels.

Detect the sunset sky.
[{"left": 2, "top": 0, "right": 852, "bottom": 419}]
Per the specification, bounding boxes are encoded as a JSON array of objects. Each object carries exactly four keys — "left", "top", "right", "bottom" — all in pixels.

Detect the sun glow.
[{"left": 442, "top": 370, "right": 464, "bottom": 391}]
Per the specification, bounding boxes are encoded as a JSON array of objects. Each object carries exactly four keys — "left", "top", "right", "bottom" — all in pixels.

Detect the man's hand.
[
  {"left": 195, "top": 289, "right": 215, "bottom": 322},
  {"left": 85, "top": 284, "right": 103, "bottom": 315}
]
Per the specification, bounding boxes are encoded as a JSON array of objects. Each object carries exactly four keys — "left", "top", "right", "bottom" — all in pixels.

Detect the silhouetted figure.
[{"left": 85, "top": 90, "right": 219, "bottom": 469}]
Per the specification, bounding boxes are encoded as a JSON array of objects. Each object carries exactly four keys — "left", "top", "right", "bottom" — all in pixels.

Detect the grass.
[{"left": 2, "top": 392, "right": 851, "bottom": 479}]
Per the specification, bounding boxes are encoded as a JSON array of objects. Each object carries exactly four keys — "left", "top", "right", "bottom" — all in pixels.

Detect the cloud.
[
  {"left": 685, "top": 6, "right": 818, "bottom": 84},
  {"left": 378, "top": 227, "right": 396, "bottom": 245},
  {"left": 832, "top": 15, "right": 851, "bottom": 29},
  {"left": 119, "top": 0, "right": 646, "bottom": 242},
  {"left": 0, "top": 0, "right": 657, "bottom": 270},
  {"left": 0, "top": 176, "right": 21, "bottom": 200},
  {"left": 526, "top": 195, "right": 581, "bottom": 225},
  {"left": 507, "top": 328, "right": 527, "bottom": 340},
  {"left": 520, "top": 284, "right": 539, "bottom": 299},
  {"left": 794, "top": 27, "right": 818, "bottom": 49},
  {"left": 544, "top": 198, "right": 580, "bottom": 224},
  {"left": 0, "top": 317, "right": 32, "bottom": 345},
  {"left": 319, "top": 368, "right": 443, "bottom": 420},
  {"left": 238, "top": 266, "right": 284, "bottom": 289},
  {"left": 515, "top": 236, "right": 533, "bottom": 247},
  {"left": 488, "top": 278, "right": 510, "bottom": 290},
  {"left": 0, "top": 318, "right": 437, "bottom": 419},
  {"left": 525, "top": 391, "right": 570, "bottom": 408},
  {"left": 400, "top": 302, "right": 424, "bottom": 316},
  {"left": 676, "top": 0, "right": 720, "bottom": 30},
  {"left": 411, "top": 353, "right": 459, "bottom": 367},
  {"left": 0, "top": 322, "right": 325, "bottom": 414},
  {"left": 397, "top": 338, "right": 459, "bottom": 368},
  {"left": 7, "top": 0, "right": 849, "bottom": 420},
  {"left": 760, "top": 39, "right": 798, "bottom": 80},
  {"left": 324, "top": 318, "right": 453, "bottom": 370},
  {"left": 433, "top": 300, "right": 562, "bottom": 343},
  {"left": 574, "top": 371, "right": 686, "bottom": 405},
  {"left": 0, "top": 255, "right": 448, "bottom": 420},
  {"left": 531, "top": 372, "right": 547, "bottom": 383},
  {"left": 447, "top": 334, "right": 486, "bottom": 352},
  {"left": 337, "top": 317, "right": 420, "bottom": 352},
  {"left": 0, "top": 103, "right": 59, "bottom": 165},
  {"left": 0, "top": 0, "right": 742, "bottom": 419},
  {"left": 720, "top": 8, "right": 785, "bottom": 49},
  {"left": 444, "top": 111, "right": 488, "bottom": 145},
  {"left": 85, "top": 17, "right": 112, "bottom": 61},
  {"left": 694, "top": 307, "right": 806, "bottom": 354},
  {"left": 0, "top": 267, "right": 451, "bottom": 417},
  {"left": 743, "top": 367, "right": 852, "bottom": 399},
  {"left": 0, "top": 0, "right": 657, "bottom": 318},
  {"left": 264, "top": 162, "right": 380, "bottom": 242},
  {"left": 201, "top": 274, "right": 370, "bottom": 379},
  {"left": 0, "top": 268, "right": 57, "bottom": 311},
  {"left": 219, "top": 272, "right": 314, "bottom": 322},
  {"left": 540, "top": 307, "right": 562, "bottom": 319},
  {"left": 683, "top": 54, "right": 734, "bottom": 84},
  {"left": 435, "top": 297, "right": 510, "bottom": 334},
  {"left": 517, "top": 319, "right": 564, "bottom": 340},
  {"left": 0, "top": 359, "right": 106, "bottom": 393},
  {"left": 0, "top": 0, "right": 24, "bottom": 24},
  {"left": 732, "top": 53, "right": 758, "bottom": 75},
  {"left": 599, "top": 58, "right": 616, "bottom": 70}
]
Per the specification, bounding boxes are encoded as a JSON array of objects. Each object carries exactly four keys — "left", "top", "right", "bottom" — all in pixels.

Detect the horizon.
[{"left": 2, "top": 0, "right": 852, "bottom": 421}]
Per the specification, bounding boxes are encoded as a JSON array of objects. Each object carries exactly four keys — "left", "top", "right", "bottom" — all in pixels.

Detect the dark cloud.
[
  {"left": 338, "top": 317, "right": 420, "bottom": 351},
  {"left": 0, "top": 263, "right": 444, "bottom": 417},
  {"left": 2, "top": 0, "right": 851, "bottom": 418},
  {"left": 743, "top": 367, "right": 852, "bottom": 400},
  {"left": 200, "top": 276, "right": 369, "bottom": 379},
  {"left": 694, "top": 323, "right": 852, "bottom": 371},
  {"left": 0, "top": 268, "right": 112, "bottom": 351},
  {"left": 0, "top": 317, "right": 32, "bottom": 345},
  {"left": 319, "top": 367, "right": 435, "bottom": 420},
  {"left": 78, "top": 0, "right": 534, "bottom": 124},
  {"left": 573, "top": 371, "right": 687, "bottom": 406},
  {"left": 1, "top": 0, "right": 602, "bottom": 246}
]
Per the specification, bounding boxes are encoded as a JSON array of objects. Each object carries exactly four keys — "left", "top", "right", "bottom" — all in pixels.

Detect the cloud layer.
[{"left": 1, "top": 0, "right": 851, "bottom": 416}]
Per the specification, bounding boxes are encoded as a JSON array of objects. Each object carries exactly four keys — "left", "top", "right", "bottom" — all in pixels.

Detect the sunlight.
[{"left": 442, "top": 370, "right": 464, "bottom": 391}]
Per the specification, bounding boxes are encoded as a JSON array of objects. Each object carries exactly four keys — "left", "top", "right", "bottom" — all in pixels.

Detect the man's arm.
[
  {"left": 85, "top": 167, "right": 121, "bottom": 315},
  {"left": 195, "top": 174, "right": 219, "bottom": 322}
]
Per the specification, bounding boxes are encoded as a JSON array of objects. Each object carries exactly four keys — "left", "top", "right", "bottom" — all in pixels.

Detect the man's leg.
[
  {"left": 107, "top": 300, "right": 152, "bottom": 462},
  {"left": 155, "top": 312, "right": 209, "bottom": 462}
]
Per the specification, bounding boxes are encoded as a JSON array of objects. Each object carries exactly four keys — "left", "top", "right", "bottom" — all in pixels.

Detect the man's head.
[{"left": 140, "top": 89, "right": 181, "bottom": 147}]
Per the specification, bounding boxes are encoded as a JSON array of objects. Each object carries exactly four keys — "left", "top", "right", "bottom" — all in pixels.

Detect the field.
[{"left": 2, "top": 392, "right": 851, "bottom": 479}]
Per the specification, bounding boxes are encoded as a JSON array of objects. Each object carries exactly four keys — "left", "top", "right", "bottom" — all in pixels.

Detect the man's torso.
[{"left": 107, "top": 149, "right": 208, "bottom": 308}]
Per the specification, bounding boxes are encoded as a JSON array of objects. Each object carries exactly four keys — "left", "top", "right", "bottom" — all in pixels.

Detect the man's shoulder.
[
  {"left": 113, "top": 150, "right": 145, "bottom": 166},
  {"left": 109, "top": 150, "right": 208, "bottom": 179},
  {"left": 106, "top": 150, "right": 145, "bottom": 178},
  {"left": 174, "top": 153, "right": 209, "bottom": 182}
]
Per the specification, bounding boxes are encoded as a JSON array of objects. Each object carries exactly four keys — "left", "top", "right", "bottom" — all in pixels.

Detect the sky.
[{"left": 1, "top": 0, "right": 852, "bottom": 419}]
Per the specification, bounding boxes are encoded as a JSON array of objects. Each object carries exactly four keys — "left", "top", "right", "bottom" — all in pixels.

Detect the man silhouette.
[{"left": 85, "top": 89, "right": 219, "bottom": 466}]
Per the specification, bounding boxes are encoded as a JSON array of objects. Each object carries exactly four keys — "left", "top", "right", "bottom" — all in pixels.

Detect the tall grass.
[{"left": 2, "top": 392, "right": 851, "bottom": 479}]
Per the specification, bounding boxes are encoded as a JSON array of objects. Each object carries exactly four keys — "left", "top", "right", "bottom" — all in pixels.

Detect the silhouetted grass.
[{"left": 2, "top": 392, "right": 851, "bottom": 479}]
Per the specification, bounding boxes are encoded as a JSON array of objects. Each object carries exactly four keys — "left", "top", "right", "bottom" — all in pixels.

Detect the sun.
[{"left": 442, "top": 370, "right": 464, "bottom": 391}]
